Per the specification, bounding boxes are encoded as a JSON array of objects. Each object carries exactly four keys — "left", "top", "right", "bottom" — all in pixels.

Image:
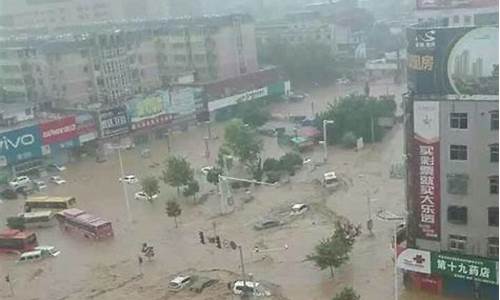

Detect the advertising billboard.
[
  {"left": 413, "top": 101, "right": 441, "bottom": 240},
  {"left": 407, "top": 26, "right": 498, "bottom": 95},
  {"left": 127, "top": 93, "right": 172, "bottom": 131},
  {"left": 97, "top": 106, "right": 129, "bottom": 138},
  {"left": 416, "top": 0, "right": 498, "bottom": 10},
  {"left": 397, "top": 248, "right": 431, "bottom": 274},
  {"left": 39, "top": 116, "right": 77, "bottom": 145},
  {"left": 0, "top": 125, "right": 42, "bottom": 164},
  {"left": 431, "top": 252, "right": 498, "bottom": 285},
  {"left": 76, "top": 113, "right": 97, "bottom": 143},
  {"left": 164, "top": 87, "right": 199, "bottom": 116},
  {"left": 208, "top": 87, "right": 268, "bottom": 112}
]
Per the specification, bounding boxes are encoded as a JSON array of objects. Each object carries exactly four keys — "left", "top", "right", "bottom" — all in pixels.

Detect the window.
[
  {"left": 491, "top": 111, "right": 498, "bottom": 130},
  {"left": 450, "top": 145, "right": 467, "bottom": 160},
  {"left": 447, "top": 206, "right": 467, "bottom": 224},
  {"left": 490, "top": 176, "right": 498, "bottom": 194},
  {"left": 83, "top": 66, "right": 89, "bottom": 73},
  {"left": 490, "top": 144, "right": 498, "bottom": 162},
  {"left": 488, "top": 207, "right": 498, "bottom": 226},
  {"left": 450, "top": 113, "right": 468, "bottom": 129},
  {"left": 449, "top": 235, "right": 466, "bottom": 252},
  {"left": 447, "top": 174, "right": 468, "bottom": 194},
  {"left": 487, "top": 237, "right": 498, "bottom": 258},
  {"left": 464, "top": 15, "right": 472, "bottom": 25},
  {"left": 453, "top": 15, "right": 460, "bottom": 24}
]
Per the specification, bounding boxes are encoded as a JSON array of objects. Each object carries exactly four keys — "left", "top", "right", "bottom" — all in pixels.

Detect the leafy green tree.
[
  {"left": 341, "top": 132, "right": 357, "bottom": 149},
  {"left": 165, "top": 200, "right": 182, "bottom": 228},
  {"left": 316, "top": 94, "right": 396, "bottom": 144},
  {"left": 141, "top": 176, "right": 160, "bottom": 201},
  {"left": 279, "top": 152, "right": 303, "bottom": 175},
  {"left": 263, "top": 158, "right": 281, "bottom": 172},
  {"left": 306, "top": 220, "right": 361, "bottom": 278},
  {"left": 223, "top": 119, "right": 263, "bottom": 167},
  {"left": 183, "top": 180, "right": 200, "bottom": 201},
  {"left": 332, "top": 287, "right": 360, "bottom": 300},
  {"left": 162, "top": 156, "right": 194, "bottom": 195},
  {"left": 236, "top": 101, "right": 271, "bottom": 127}
]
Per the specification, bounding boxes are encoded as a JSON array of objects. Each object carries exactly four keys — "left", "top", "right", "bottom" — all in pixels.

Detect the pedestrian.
[{"left": 138, "top": 255, "right": 143, "bottom": 275}]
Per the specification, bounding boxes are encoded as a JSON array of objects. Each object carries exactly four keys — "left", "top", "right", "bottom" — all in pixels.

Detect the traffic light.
[
  {"left": 199, "top": 231, "right": 205, "bottom": 244},
  {"left": 215, "top": 235, "right": 221, "bottom": 248}
]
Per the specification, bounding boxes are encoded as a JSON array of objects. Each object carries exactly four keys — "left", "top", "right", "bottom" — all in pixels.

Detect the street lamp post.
[
  {"left": 322, "top": 120, "right": 334, "bottom": 162},
  {"left": 109, "top": 145, "right": 132, "bottom": 223}
]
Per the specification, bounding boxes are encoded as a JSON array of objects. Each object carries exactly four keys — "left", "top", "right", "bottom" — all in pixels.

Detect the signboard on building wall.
[
  {"left": 413, "top": 101, "right": 440, "bottom": 240},
  {"left": 407, "top": 26, "right": 498, "bottom": 95},
  {"left": 0, "top": 125, "right": 42, "bottom": 164},
  {"left": 431, "top": 252, "right": 498, "bottom": 285},
  {"left": 127, "top": 93, "right": 172, "bottom": 131},
  {"left": 97, "top": 106, "right": 129, "bottom": 138},
  {"left": 39, "top": 116, "right": 77, "bottom": 145},
  {"left": 164, "top": 87, "right": 198, "bottom": 116},
  {"left": 76, "top": 113, "right": 97, "bottom": 143},
  {"left": 416, "top": 0, "right": 498, "bottom": 10},
  {"left": 208, "top": 87, "right": 268, "bottom": 112},
  {"left": 397, "top": 248, "right": 432, "bottom": 274}
]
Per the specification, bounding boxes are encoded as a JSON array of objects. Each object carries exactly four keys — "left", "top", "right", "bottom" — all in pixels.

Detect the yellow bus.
[{"left": 24, "top": 196, "right": 77, "bottom": 212}]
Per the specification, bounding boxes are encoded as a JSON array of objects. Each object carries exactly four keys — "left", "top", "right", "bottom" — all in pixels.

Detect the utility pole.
[
  {"left": 370, "top": 115, "right": 375, "bottom": 143},
  {"left": 238, "top": 246, "right": 246, "bottom": 292},
  {"left": 204, "top": 137, "right": 210, "bottom": 160},
  {"left": 205, "top": 121, "right": 212, "bottom": 139},
  {"left": 394, "top": 222, "right": 399, "bottom": 300},
  {"left": 322, "top": 120, "right": 334, "bottom": 162},
  {"left": 115, "top": 146, "right": 132, "bottom": 223}
]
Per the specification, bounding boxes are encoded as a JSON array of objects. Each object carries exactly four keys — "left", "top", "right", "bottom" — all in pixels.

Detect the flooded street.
[{"left": 0, "top": 80, "right": 455, "bottom": 300}]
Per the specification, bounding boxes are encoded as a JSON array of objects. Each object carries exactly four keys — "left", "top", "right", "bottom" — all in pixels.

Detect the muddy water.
[{"left": 0, "top": 80, "right": 455, "bottom": 299}]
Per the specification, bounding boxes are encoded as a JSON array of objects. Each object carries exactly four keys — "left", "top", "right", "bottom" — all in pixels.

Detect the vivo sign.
[
  {"left": 0, "top": 125, "right": 42, "bottom": 164},
  {"left": 0, "top": 134, "right": 35, "bottom": 151}
]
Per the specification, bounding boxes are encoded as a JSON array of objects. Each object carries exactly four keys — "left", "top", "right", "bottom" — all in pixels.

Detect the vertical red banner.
[{"left": 413, "top": 101, "right": 441, "bottom": 240}]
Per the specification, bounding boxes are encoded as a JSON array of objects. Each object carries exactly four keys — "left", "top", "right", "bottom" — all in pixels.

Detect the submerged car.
[
  {"left": 169, "top": 275, "right": 192, "bottom": 291},
  {"left": 9, "top": 176, "right": 31, "bottom": 189},
  {"left": 254, "top": 219, "right": 281, "bottom": 230},
  {"left": 290, "top": 204, "right": 309, "bottom": 216},
  {"left": 119, "top": 175, "right": 138, "bottom": 184},
  {"left": 17, "top": 245, "right": 60, "bottom": 263},
  {"left": 134, "top": 191, "right": 159, "bottom": 201},
  {"left": 50, "top": 176, "right": 66, "bottom": 185}
]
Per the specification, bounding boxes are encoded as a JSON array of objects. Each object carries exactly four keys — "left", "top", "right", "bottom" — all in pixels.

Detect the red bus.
[
  {"left": 56, "top": 208, "right": 113, "bottom": 240},
  {"left": 0, "top": 229, "right": 38, "bottom": 254}
]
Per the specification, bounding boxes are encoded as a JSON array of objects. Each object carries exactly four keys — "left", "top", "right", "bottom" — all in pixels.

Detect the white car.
[
  {"left": 50, "top": 176, "right": 66, "bottom": 185},
  {"left": 201, "top": 166, "right": 213, "bottom": 175},
  {"left": 33, "top": 180, "right": 47, "bottom": 191},
  {"left": 232, "top": 280, "right": 271, "bottom": 296},
  {"left": 34, "top": 246, "right": 61, "bottom": 256},
  {"left": 169, "top": 275, "right": 192, "bottom": 290},
  {"left": 9, "top": 176, "right": 31, "bottom": 189},
  {"left": 134, "top": 191, "right": 159, "bottom": 201},
  {"left": 119, "top": 175, "right": 138, "bottom": 184},
  {"left": 48, "top": 163, "right": 66, "bottom": 172},
  {"left": 291, "top": 203, "right": 309, "bottom": 216}
]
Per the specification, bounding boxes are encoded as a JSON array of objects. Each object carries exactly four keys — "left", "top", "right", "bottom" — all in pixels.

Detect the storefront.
[
  {"left": 39, "top": 116, "right": 79, "bottom": 165},
  {"left": 0, "top": 124, "right": 44, "bottom": 177}
]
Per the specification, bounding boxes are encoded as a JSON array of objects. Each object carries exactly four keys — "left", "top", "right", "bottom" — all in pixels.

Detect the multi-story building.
[
  {"left": 415, "top": 0, "right": 498, "bottom": 27},
  {"left": 403, "top": 22, "right": 498, "bottom": 299},
  {"left": 256, "top": 11, "right": 337, "bottom": 51},
  {"left": 0, "top": 0, "right": 169, "bottom": 30},
  {"left": 0, "top": 14, "right": 259, "bottom": 108}
]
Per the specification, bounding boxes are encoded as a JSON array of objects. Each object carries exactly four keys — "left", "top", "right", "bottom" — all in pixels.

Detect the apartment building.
[
  {"left": 415, "top": 0, "right": 498, "bottom": 27},
  {"left": 256, "top": 11, "right": 337, "bottom": 51},
  {"left": 403, "top": 23, "right": 498, "bottom": 299},
  {"left": 0, "top": 15, "right": 259, "bottom": 108},
  {"left": 0, "top": 0, "right": 169, "bottom": 30}
]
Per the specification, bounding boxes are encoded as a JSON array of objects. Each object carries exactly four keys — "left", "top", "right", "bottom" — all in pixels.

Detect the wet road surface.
[{"left": 0, "top": 79, "right": 458, "bottom": 299}]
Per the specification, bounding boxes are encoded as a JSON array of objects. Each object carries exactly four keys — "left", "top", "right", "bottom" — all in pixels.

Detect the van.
[
  {"left": 169, "top": 275, "right": 192, "bottom": 290},
  {"left": 17, "top": 246, "right": 60, "bottom": 263},
  {"left": 323, "top": 172, "right": 339, "bottom": 189}
]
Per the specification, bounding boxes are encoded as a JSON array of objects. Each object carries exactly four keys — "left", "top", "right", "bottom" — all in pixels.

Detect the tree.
[
  {"left": 340, "top": 132, "right": 357, "bottom": 149},
  {"left": 316, "top": 94, "right": 397, "bottom": 144},
  {"left": 162, "top": 156, "right": 194, "bottom": 195},
  {"left": 332, "top": 287, "right": 360, "bottom": 300},
  {"left": 236, "top": 101, "right": 271, "bottom": 127},
  {"left": 223, "top": 119, "right": 263, "bottom": 167},
  {"left": 206, "top": 167, "right": 223, "bottom": 186},
  {"left": 165, "top": 200, "right": 182, "bottom": 228},
  {"left": 141, "top": 176, "right": 160, "bottom": 201},
  {"left": 279, "top": 152, "right": 303, "bottom": 175},
  {"left": 183, "top": 180, "right": 200, "bottom": 201},
  {"left": 306, "top": 220, "right": 361, "bottom": 278}
]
